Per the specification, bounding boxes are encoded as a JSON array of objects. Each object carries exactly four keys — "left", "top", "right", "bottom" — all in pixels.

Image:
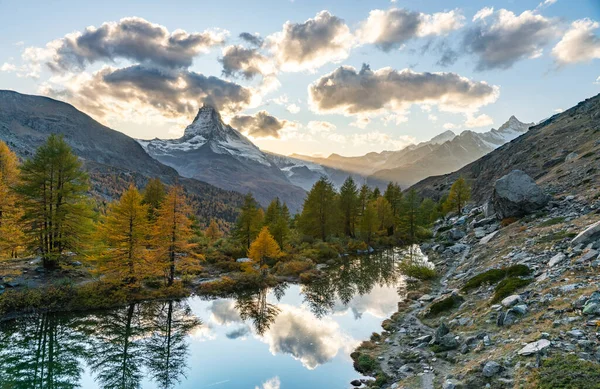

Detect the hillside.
[
  {"left": 410, "top": 94, "right": 600, "bottom": 203},
  {"left": 0, "top": 90, "right": 244, "bottom": 224}
]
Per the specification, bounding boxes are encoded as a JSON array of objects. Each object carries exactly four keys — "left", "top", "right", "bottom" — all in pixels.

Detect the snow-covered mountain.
[
  {"left": 369, "top": 116, "right": 534, "bottom": 188},
  {"left": 138, "top": 105, "right": 306, "bottom": 212}
]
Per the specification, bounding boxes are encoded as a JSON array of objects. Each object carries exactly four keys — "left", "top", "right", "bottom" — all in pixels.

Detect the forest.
[{"left": 0, "top": 135, "right": 470, "bottom": 315}]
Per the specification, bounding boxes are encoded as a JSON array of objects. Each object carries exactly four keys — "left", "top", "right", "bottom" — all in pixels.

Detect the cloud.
[
  {"left": 307, "top": 120, "right": 336, "bottom": 134},
  {"left": 267, "top": 11, "right": 354, "bottom": 72},
  {"left": 463, "top": 9, "right": 557, "bottom": 70},
  {"left": 239, "top": 32, "right": 264, "bottom": 47},
  {"left": 220, "top": 45, "right": 276, "bottom": 79},
  {"left": 443, "top": 123, "right": 459, "bottom": 129},
  {"left": 286, "top": 103, "right": 300, "bottom": 114},
  {"left": 255, "top": 377, "right": 280, "bottom": 389},
  {"left": 230, "top": 110, "right": 298, "bottom": 138},
  {"left": 351, "top": 131, "right": 415, "bottom": 150},
  {"left": 209, "top": 300, "right": 243, "bottom": 325},
  {"left": 261, "top": 305, "right": 353, "bottom": 369},
  {"left": 552, "top": 19, "right": 600, "bottom": 65},
  {"left": 226, "top": 326, "right": 251, "bottom": 339},
  {"left": 464, "top": 113, "right": 493, "bottom": 128},
  {"left": 0, "top": 63, "right": 17, "bottom": 72},
  {"left": 32, "top": 17, "right": 226, "bottom": 73},
  {"left": 42, "top": 65, "right": 255, "bottom": 121},
  {"left": 308, "top": 64, "right": 499, "bottom": 118},
  {"left": 357, "top": 8, "right": 464, "bottom": 52}
]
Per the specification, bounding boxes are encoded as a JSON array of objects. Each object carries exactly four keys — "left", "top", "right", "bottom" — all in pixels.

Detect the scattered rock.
[
  {"left": 501, "top": 295, "right": 522, "bottom": 308},
  {"left": 571, "top": 221, "right": 600, "bottom": 246},
  {"left": 480, "top": 231, "right": 499, "bottom": 245},
  {"left": 483, "top": 361, "right": 502, "bottom": 377},
  {"left": 518, "top": 339, "right": 551, "bottom": 356}
]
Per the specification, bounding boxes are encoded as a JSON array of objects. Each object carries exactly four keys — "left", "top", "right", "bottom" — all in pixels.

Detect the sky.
[{"left": 1, "top": 0, "right": 599, "bottom": 157}]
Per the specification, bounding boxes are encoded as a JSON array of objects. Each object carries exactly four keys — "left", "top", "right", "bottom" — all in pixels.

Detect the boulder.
[
  {"left": 483, "top": 200, "right": 496, "bottom": 218},
  {"left": 480, "top": 231, "right": 499, "bottom": 245},
  {"left": 548, "top": 253, "right": 566, "bottom": 267},
  {"left": 501, "top": 295, "right": 522, "bottom": 308},
  {"left": 492, "top": 170, "right": 549, "bottom": 219},
  {"left": 483, "top": 361, "right": 502, "bottom": 377},
  {"left": 518, "top": 339, "right": 551, "bottom": 356},
  {"left": 571, "top": 221, "right": 600, "bottom": 246}
]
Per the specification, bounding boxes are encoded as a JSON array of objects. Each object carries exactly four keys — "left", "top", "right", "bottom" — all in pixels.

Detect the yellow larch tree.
[
  {"left": 153, "top": 185, "right": 201, "bottom": 286},
  {"left": 247, "top": 226, "right": 281, "bottom": 274},
  {"left": 205, "top": 219, "right": 222, "bottom": 243},
  {"left": 97, "top": 184, "right": 150, "bottom": 285},
  {"left": 0, "top": 141, "right": 25, "bottom": 259}
]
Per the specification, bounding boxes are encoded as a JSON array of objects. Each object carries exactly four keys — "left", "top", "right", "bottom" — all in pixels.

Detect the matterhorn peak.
[{"left": 184, "top": 104, "right": 228, "bottom": 139}]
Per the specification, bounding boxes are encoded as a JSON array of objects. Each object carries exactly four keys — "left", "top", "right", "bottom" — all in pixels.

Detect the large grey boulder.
[
  {"left": 492, "top": 170, "right": 549, "bottom": 219},
  {"left": 571, "top": 221, "right": 600, "bottom": 246}
]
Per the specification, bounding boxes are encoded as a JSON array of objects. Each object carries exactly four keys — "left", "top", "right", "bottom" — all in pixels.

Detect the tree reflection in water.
[
  {"left": 0, "top": 299, "right": 201, "bottom": 389},
  {"left": 236, "top": 287, "right": 281, "bottom": 336}
]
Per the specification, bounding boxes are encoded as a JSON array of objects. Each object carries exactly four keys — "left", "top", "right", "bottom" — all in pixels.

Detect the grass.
[
  {"left": 528, "top": 355, "right": 600, "bottom": 389},
  {"left": 538, "top": 231, "right": 578, "bottom": 243},
  {"left": 539, "top": 217, "right": 566, "bottom": 227},
  {"left": 399, "top": 261, "right": 437, "bottom": 280},
  {"left": 492, "top": 277, "right": 532, "bottom": 303},
  {"left": 355, "top": 354, "right": 378, "bottom": 374},
  {"left": 462, "top": 264, "right": 530, "bottom": 292}
]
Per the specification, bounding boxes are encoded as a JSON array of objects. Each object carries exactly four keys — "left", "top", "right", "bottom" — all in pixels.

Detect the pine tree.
[
  {"left": 375, "top": 196, "right": 394, "bottom": 232},
  {"left": 371, "top": 187, "right": 381, "bottom": 200},
  {"left": 233, "top": 193, "right": 263, "bottom": 249},
  {"left": 384, "top": 182, "right": 403, "bottom": 235},
  {"left": 0, "top": 141, "right": 25, "bottom": 258},
  {"left": 298, "top": 177, "right": 339, "bottom": 241},
  {"left": 17, "top": 135, "right": 92, "bottom": 268},
  {"left": 359, "top": 200, "right": 378, "bottom": 245},
  {"left": 419, "top": 198, "right": 439, "bottom": 227},
  {"left": 248, "top": 226, "right": 281, "bottom": 272},
  {"left": 444, "top": 177, "right": 471, "bottom": 215},
  {"left": 358, "top": 184, "right": 371, "bottom": 216},
  {"left": 153, "top": 186, "right": 198, "bottom": 286},
  {"left": 264, "top": 198, "right": 290, "bottom": 248},
  {"left": 339, "top": 177, "right": 359, "bottom": 237},
  {"left": 98, "top": 184, "right": 150, "bottom": 284},
  {"left": 143, "top": 178, "right": 166, "bottom": 221},
  {"left": 400, "top": 189, "right": 421, "bottom": 243},
  {"left": 205, "top": 219, "right": 222, "bottom": 243}
]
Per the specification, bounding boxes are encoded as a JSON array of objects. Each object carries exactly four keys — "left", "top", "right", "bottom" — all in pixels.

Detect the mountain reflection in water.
[{"left": 0, "top": 247, "right": 428, "bottom": 389}]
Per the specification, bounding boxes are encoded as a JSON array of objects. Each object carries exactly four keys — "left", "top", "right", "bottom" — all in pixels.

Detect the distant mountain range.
[{"left": 288, "top": 116, "right": 533, "bottom": 189}]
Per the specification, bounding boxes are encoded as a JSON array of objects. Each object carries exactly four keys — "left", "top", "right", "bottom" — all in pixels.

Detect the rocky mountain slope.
[
  {"left": 0, "top": 90, "right": 244, "bottom": 224},
  {"left": 369, "top": 116, "right": 532, "bottom": 189},
  {"left": 138, "top": 105, "right": 307, "bottom": 212},
  {"left": 411, "top": 94, "right": 600, "bottom": 203}
]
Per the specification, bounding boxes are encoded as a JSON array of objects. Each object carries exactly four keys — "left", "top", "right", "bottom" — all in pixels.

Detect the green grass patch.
[
  {"left": 539, "top": 217, "right": 566, "bottom": 227},
  {"left": 399, "top": 261, "right": 437, "bottom": 280},
  {"left": 492, "top": 277, "right": 531, "bottom": 303},
  {"left": 530, "top": 355, "right": 600, "bottom": 389},
  {"left": 538, "top": 231, "right": 578, "bottom": 243},
  {"left": 462, "top": 264, "right": 530, "bottom": 292},
  {"left": 355, "top": 354, "right": 378, "bottom": 374}
]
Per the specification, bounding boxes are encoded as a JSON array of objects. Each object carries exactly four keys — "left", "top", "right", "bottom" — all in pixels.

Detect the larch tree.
[
  {"left": 339, "top": 177, "right": 359, "bottom": 237},
  {"left": 375, "top": 196, "right": 394, "bottom": 233},
  {"left": 298, "top": 177, "right": 339, "bottom": 241},
  {"left": 0, "top": 141, "right": 25, "bottom": 258},
  {"left": 248, "top": 226, "right": 281, "bottom": 273},
  {"left": 234, "top": 193, "right": 263, "bottom": 250},
  {"left": 358, "top": 184, "right": 371, "bottom": 216},
  {"left": 359, "top": 200, "right": 378, "bottom": 245},
  {"left": 143, "top": 178, "right": 166, "bottom": 221},
  {"left": 400, "top": 189, "right": 421, "bottom": 244},
  {"left": 205, "top": 219, "right": 222, "bottom": 243},
  {"left": 264, "top": 198, "right": 290, "bottom": 248},
  {"left": 384, "top": 182, "right": 403, "bottom": 235},
  {"left": 444, "top": 177, "right": 471, "bottom": 215},
  {"left": 98, "top": 184, "right": 150, "bottom": 284},
  {"left": 17, "top": 135, "right": 93, "bottom": 268},
  {"left": 153, "top": 185, "right": 198, "bottom": 286}
]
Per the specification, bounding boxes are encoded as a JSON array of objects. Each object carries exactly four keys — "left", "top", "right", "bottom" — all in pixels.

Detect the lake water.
[{"left": 0, "top": 248, "right": 426, "bottom": 389}]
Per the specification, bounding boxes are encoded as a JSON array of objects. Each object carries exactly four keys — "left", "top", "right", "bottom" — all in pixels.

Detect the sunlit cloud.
[{"left": 552, "top": 19, "right": 600, "bottom": 65}]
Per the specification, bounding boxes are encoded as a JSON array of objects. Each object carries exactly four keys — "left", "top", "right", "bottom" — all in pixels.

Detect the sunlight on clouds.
[
  {"left": 552, "top": 19, "right": 600, "bottom": 65},
  {"left": 464, "top": 113, "right": 493, "bottom": 128},
  {"left": 255, "top": 376, "right": 281, "bottom": 389}
]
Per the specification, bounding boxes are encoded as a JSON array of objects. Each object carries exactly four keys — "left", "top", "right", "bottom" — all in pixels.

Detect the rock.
[
  {"left": 548, "top": 253, "right": 566, "bottom": 267},
  {"left": 492, "top": 170, "right": 549, "bottom": 219},
  {"left": 71, "top": 261, "right": 82, "bottom": 267},
  {"left": 567, "top": 329, "right": 585, "bottom": 339},
  {"left": 449, "top": 244, "right": 469, "bottom": 254},
  {"left": 565, "top": 152, "right": 579, "bottom": 162},
  {"left": 435, "top": 322, "right": 450, "bottom": 340},
  {"left": 5, "top": 281, "right": 20, "bottom": 288},
  {"left": 483, "top": 361, "right": 502, "bottom": 377},
  {"left": 416, "top": 335, "right": 433, "bottom": 343},
  {"left": 572, "top": 221, "right": 600, "bottom": 246},
  {"left": 474, "top": 216, "right": 497, "bottom": 228},
  {"left": 501, "top": 295, "right": 522, "bottom": 308},
  {"left": 474, "top": 228, "right": 486, "bottom": 239},
  {"left": 518, "top": 339, "right": 551, "bottom": 356},
  {"left": 236, "top": 258, "right": 252, "bottom": 263},
  {"left": 350, "top": 379, "right": 361, "bottom": 386},
  {"left": 512, "top": 304, "right": 528, "bottom": 315},
  {"left": 480, "top": 231, "right": 499, "bottom": 245},
  {"left": 483, "top": 200, "right": 496, "bottom": 218},
  {"left": 576, "top": 250, "right": 599, "bottom": 264},
  {"left": 450, "top": 228, "right": 466, "bottom": 241},
  {"left": 439, "top": 333, "right": 459, "bottom": 350},
  {"left": 502, "top": 310, "right": 519, "bottom": 326},
  {"left": 419, "top": 294, "right": 435, "bottom": 302},
  {"left": 583, "top": 302, "right": 600, "bottom": 315}
]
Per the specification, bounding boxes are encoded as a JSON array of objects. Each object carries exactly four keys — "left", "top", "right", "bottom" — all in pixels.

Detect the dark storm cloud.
[{"left": 219, "top": 45, "right": 272, "bottom": 79}]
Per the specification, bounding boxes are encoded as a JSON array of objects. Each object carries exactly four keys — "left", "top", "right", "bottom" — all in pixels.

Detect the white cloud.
[
  {"left": 473, "top": 7, "right": 494, "bottom": 22},
  {"left": 351, "top": 131, "right": 415, "bottom": 150},
  {"left": 307, "top": 120, "right": 336, "bottom": 134},
  {"left": 357, "top": 8, "right": 464, "bottom": 51},
  {"left": 443, "top": 123, "right": 459, "bottom": 130},
  {"left": 552, "top": 19, "right": 600, "bottom": 65},
  {"left": 350, "top": 116, "right": 370, "bottom": 129},
  {"left": 464, "top": 113, "right": 493, "bottom": 128},
  {"left": 428, "top": 114, "right": 438, "bottom": 122},
  {"left": 267, "top": 11, "right": 354, "bottom": 72},
  {"left": 255, "top": 377, "right": 281, "bottom": 389},
  {"left": 286, "top": 103, "right": 300, "bottom": 114}
]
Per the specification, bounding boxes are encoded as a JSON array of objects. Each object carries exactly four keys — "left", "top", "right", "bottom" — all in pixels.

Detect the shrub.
[
  {"left": 314, "top": 242, "right": 339, "bottom": 261},
  {"left": 501, "top": 217, "right": 519, "bottom": 227},
  {"left": 427, "top": 294, "right": 464, "bottom": 316},
  {"left": 462, "top": 265, "right": 531, "bottom": 291},
  {"left": 355, "top": 354, "right": 378, "bottom": 374},
  {"left": 348, "top": 240, "right": 368, "bottom": 252},
  {"left": 275, "top": 259, "right": 314, "bottom": 277},
  {"left": 492, "top": 277, "right": 531, "bottom": 303},
  {"left": 399, "top": 261, "right": 437, "bottom": 280},
  {"left": 530, "top": 355, "right": 600, "bottom": 389}
]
